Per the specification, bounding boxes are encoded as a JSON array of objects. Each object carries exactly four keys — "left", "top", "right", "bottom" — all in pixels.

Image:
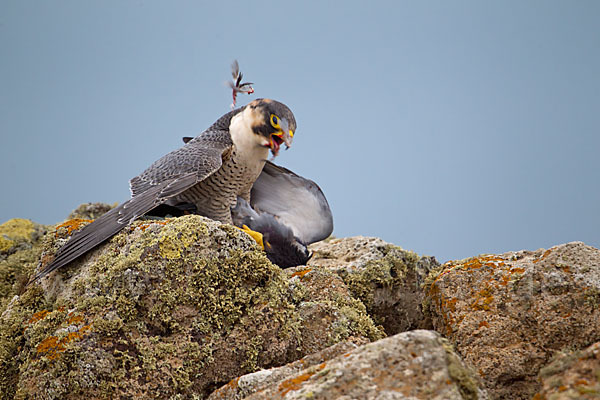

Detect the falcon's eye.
[{"left": 270, "top": 114, "right": 280, "bottom": 129}]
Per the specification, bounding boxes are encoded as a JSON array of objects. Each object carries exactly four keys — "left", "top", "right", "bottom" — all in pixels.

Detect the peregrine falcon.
[{"left": 31, "top": 98, "right": 296, "bottom": 282}]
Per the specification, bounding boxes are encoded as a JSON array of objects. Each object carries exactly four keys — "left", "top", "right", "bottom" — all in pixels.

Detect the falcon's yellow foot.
[{"left": 236, "top": 225, "right": 265, "bottom": 250}]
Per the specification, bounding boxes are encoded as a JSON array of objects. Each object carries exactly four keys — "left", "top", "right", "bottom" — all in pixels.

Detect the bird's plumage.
[
  {"left": 231, "top": 161, "right": 333, "bottom": 268},
  {"left": 250, "top": 162, "right": 333, "bottom": 245},
  {"left": 31, "top": 99, "right": 296, "bottom": 282}
]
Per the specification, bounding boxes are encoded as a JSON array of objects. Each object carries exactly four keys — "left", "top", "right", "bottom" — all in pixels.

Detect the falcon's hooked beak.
[{"left": 269, "top": 118, "right": 293, "bottom": 158}]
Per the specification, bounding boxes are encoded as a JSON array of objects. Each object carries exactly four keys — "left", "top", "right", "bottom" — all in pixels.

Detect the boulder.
[
  {"left": 210, "top": 330, "right": 488, "bottom": 400},
  {"left": 309, "top": 236, "right": 439, "bottom": 335},
  {"left": 425, "top": 242, "right": 600, "bottom": 399},
  {"left": 0, "top": 214, "right": 382, "bottom": 400}
]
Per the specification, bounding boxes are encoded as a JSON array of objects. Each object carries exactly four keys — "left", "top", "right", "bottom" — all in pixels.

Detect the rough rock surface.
[
  {"left": 425, "top": 242, "right": 600, "bottom": 399},
  {"left": 0, "top": 218, "right": 47, "bottom": 309},
  {"left": 0, "top": 213, "right": 382, "bottom": 400},
  {"left": 309, "top": 236, "right": 439, "bottom": 335},
  {"left": 210, "top": 330, "right": 487, "bottom": 400},
  {"left": 535, "top": 341, "right": 600, "bottom": 399},
  {"left": 1, "top": 203, "right": 599, "bottom": 400},
  {"left": 207, "top": 339, "right": 368, "bottom": 399}
]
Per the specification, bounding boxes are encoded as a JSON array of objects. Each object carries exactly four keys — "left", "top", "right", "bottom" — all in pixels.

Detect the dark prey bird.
[
  {"left": 31, "top": 98, "right": 296, "bottom": 282},
  {"left": 233, "top": 161, "right": 333, "bottom": 267}
]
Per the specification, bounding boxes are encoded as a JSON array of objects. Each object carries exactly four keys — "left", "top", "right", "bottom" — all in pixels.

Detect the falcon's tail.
[
  {"left": 29, "top": 185, "right": 165, "bottom": 284},
  {"left": 29, "top": 205, "right": 128, "bottom": 283}
]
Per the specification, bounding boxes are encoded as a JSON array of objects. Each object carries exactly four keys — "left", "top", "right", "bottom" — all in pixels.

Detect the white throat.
[{"left": 229, "top": 107, "right": 270, "bottom": 163}]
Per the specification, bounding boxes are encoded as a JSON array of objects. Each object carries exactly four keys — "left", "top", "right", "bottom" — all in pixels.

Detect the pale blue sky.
[{"left": 1, "top": 1, "right": 598, "bottom": 262}]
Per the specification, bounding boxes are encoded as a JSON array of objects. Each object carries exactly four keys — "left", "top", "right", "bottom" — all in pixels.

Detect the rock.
[
  {"left": 425, "top": 242, "right": 600, "bottom": 399},
  {"left": 535, "top": 341, "right": 600, "bottom": 399},
  {"left": 309, "top": 236, "right": 439, "bottom": 335},
  {"left": 0, "top": 214, "right": 382, "bottom": 400},
  {"left": 210, "top": 330, "right": 488, "bottom": 400},
  {"left": 0, "top": 218, "right": 47, "bottom": 310},
  {"left": 67, "top": 202, "right": 116, "bottom": 220},
  {"left": 208, "top": 339, "right": 368, "bottom": 399}
]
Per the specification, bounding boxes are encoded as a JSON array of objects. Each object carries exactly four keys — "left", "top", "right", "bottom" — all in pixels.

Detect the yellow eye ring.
[{"left": 270, "top": 114, "right": 280, "bottom": 129}]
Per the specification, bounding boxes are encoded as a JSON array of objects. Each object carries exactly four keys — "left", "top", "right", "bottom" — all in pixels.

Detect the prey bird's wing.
[
  {"left": 32, "top": 111, "right": 240, "bottom": 282},
  {"left": 250, "top": 161, "right": 333, "bottom": 245}
]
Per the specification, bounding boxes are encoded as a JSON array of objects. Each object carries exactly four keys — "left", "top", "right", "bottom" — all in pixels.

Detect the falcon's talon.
[{"left": 236, "top": 224, "right": 265, "bottom": 250}]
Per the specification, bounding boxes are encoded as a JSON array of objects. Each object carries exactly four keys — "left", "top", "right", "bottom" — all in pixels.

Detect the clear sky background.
[{"left": 1, "top": 1, "right": 598, "bottom": 263}]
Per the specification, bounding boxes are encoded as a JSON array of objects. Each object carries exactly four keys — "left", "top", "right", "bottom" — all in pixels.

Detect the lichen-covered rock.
[
  {"left": 425, "top": 241, "right": 600, "bottom": 399},
  {"left": 0, "top": 215, "right": 382, "bottom": 400},
  {"left": 284, "top": 266, "right": 384, "bottom": 356},
  {"left": 67, "top": 202, "right": 116, "bottom": 220},
  {"left": 0, "top": 218, "right": 47, "bottom": 311},
  {"left": 535, "top": 341, "right": 600, "bottom": 400},
  {"left": 308, "top": 236, "right": 439, "bottom": 335},
  {"left": 210, "top": 330, "right": 488, "bottom": 400},
  {"left": 208, "top": 338, "right": 368, "bottom": 399}
]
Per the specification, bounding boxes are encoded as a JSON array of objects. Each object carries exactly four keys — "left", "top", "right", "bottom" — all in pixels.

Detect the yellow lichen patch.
[
  {"left": 54, "top": 219, "right": 92, "bottom": 237},
  {"left": 291, "top": 268, "right": 313, "bottom": 279},
  {"left": 0, "top": 236, "right": 13, "bottom": 253},
  {"left": 0, "top": 218, "right": 35, "bottom": 252},
  {"left": 278, "top": 363, "right": 326, "bottom": 396},
  {"left": 157, "top": 220, "right": 203, "bottom": 259}
]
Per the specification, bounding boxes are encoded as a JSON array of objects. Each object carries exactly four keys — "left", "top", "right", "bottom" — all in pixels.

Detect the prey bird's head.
[{"left": 242, "top": 98, "right": 296, "bottom": 158}]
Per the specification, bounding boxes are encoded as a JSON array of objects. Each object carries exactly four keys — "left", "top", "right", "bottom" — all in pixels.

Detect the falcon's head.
[{"left": 237, "top": 98, "right": 297, "bottom": 158}]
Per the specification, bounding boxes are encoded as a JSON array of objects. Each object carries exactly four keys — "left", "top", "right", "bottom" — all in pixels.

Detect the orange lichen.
[
  {"left": 472, "top": 287, "right": 494, "bottom": 311},
  {"left": 134, "top": 220, "right": 169, "bottom": 232},
  {"left": 36, "top": 336, "right": 64, "bottom": 360},
  {"left": 67, "top": 313, "right": 84, "bottom": 325},
  {"left": 478, "top": 321, "right": 489, "bottom": 328},
  {"left": 533, "top": 249, "right": 552, "bottom": 264},
  {"left": 291, "top": 268, "right": 313, "bottom": 279},
  {"left": 278, "top": 363, "right": 326, "bottom": 396},
  {"left": 35, "top": 323, "right": 92, "bottom": 361},
  {"left": 54, "top": 219, "right": 92, "bottom": 237},
  {"left": 28, "top": 310, "right": 50, "bottom": 324}
]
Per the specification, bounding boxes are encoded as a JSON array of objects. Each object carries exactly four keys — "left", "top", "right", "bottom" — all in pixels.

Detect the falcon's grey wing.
[
  {"left": 250, "top": 161, "right": 333, "bottom": 245},
  {"left": 31, "top": 115, "right": 238, "bottom": 283}
]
